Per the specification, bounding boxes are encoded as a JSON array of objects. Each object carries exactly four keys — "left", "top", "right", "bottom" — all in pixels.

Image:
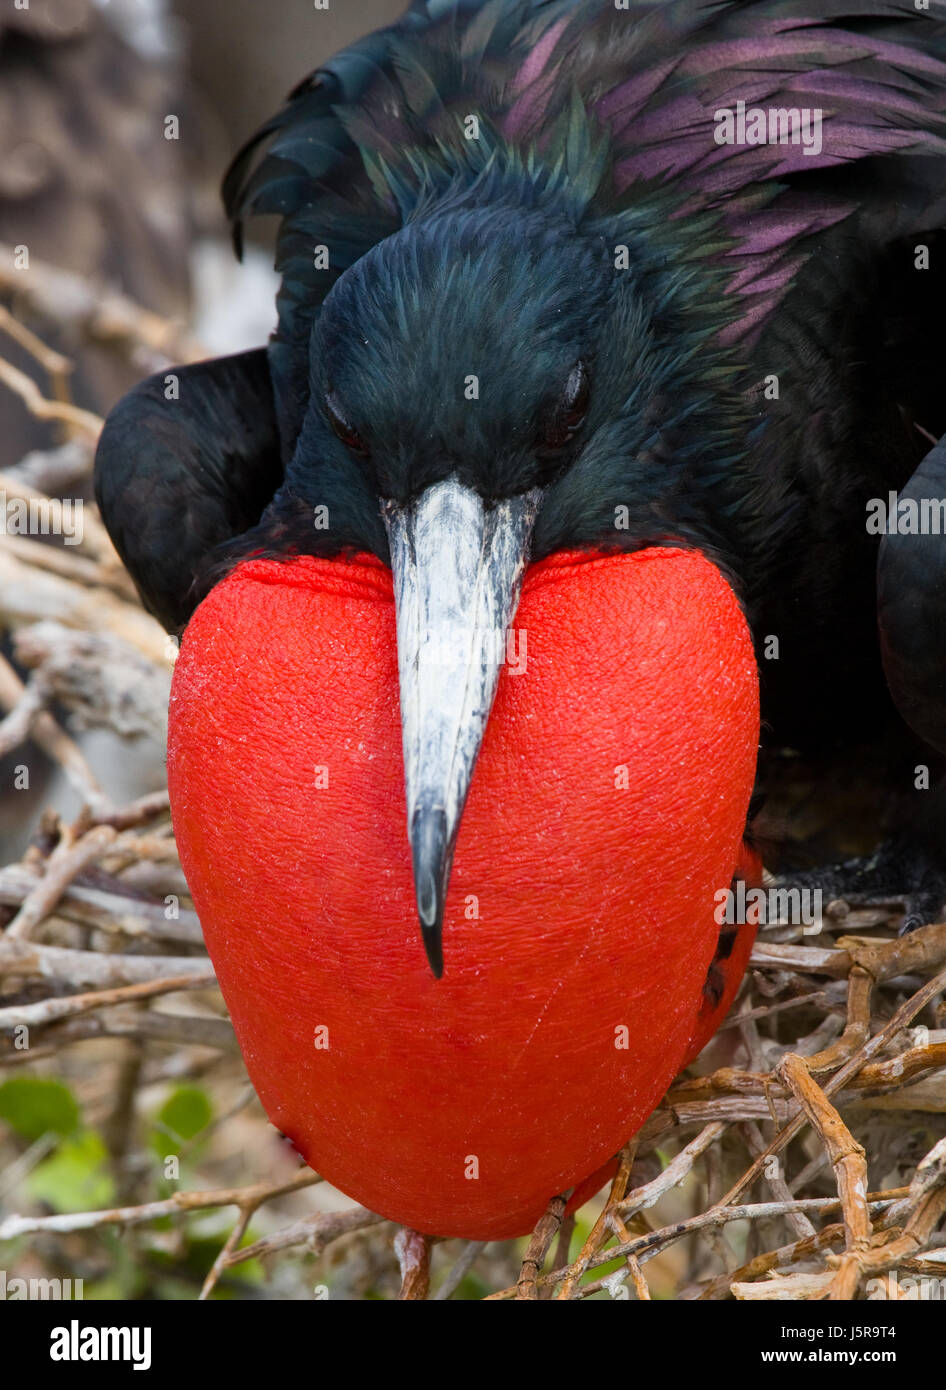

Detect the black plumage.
[
  {"left": 95, "top": 351, "right": 279, "bottom": 632},
  {"left": 95, "top": 0, "right": 946, "bottom": 911}
]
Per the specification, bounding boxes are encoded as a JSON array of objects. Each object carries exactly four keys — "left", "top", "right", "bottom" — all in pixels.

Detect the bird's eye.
[
  {"left": 326, "top": 390, "right": 369, "bottom": 456},
  {"left": 539, "top": 360, "right": 590, "bottom": 454}
]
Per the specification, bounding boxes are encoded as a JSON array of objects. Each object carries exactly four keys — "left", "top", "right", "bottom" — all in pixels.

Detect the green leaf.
[
  {"left": 25, "top": 1130, "right": 115, "bottom": 1213},
  {"left": 155, "top": 1085, "right": 213, "bottom": 1153},
  {"left": 0, "top": 1078, "right": 79, "bottom": 1142}
]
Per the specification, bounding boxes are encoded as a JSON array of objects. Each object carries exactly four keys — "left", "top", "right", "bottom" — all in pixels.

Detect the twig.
[
  {"left": 750, "top": 941, "right": 850, "bottom": 977},
  {"left": 516, "top": 1193, "right": 568, "bottom": 1300},
  {"left": 802, "top": 965, "right": 872, "bottom": 1073},
  {"left": 610, "top": 1213, "right": 652, "bottom": 1299},
  {"left": 740, "top": 1121, "right": 815, "bottom": 1240},
  {"left": 0, "top": 937, "right": 213, "bottom": 988},
  {"left": 14, "top": 621, "right": 171, "bottom": 740},
  {"left": 220, "top": 1206, "right": 386, "bottom": 1266},
  {"left": 0, "top": 866, "right": 202, "bottom": 946},
  {"left": 0, "top": 971, "right": 215, "bottom": 1029},
  {"left": 5, "top": 824, "right": 117, "bottom": 939},
  {"left": 0, "top": 472, "right": 115, "bottom": 558},
  {"left": 90, "top": 791, "right": 171, "bottom": 831},
  {"left": 716, "top": 959, "right": 946, "bottom": 1209},
  {"left": 0, "top": 242, "right": 205, "bottom": 367},
  {"left": 557, "top": 1143, "right": 637, "bottom": 1300},
  {"left": 0, "top": 651, "right": 108, "bottom": 812},
  {"left": 395, "top": 1230, "right": 432, "bottom": 1300},
  {"left": 814, "top": 1136, "right": 946, "bottom": 1293},
  {"left": 486, "top": 1193, "right": 905, "bottom": 1299},
  {"left": 0, "top": 673, "right": 49, "bottom": 758},
  {"left": 694, "top": 1223, "right": 850, "bottom": 1300},
  {"left": 0, "top": 304, "right": 72, "bottom": 378},
  {"left": 0, "top": 1170, "right": 323, "bottom": 1242},
  {"left": 0, "top": 1009, "right": 234, "bottom": 1057},
  {"left": 0, "top": 357, "right": 102, "bottom": 439},
  {"left": 615, "top": 1123, "right": 726, "bottom": 1220},
  {"left": 0, "top": 533, "right": 119, "bottom": 590},
  {"left": 779, "top": 1054, "right": 871, "bottom": 1300},
  {"left": 434, "top": 1242, "right": 485, "bottom": 1300},
  {"left": 0, "top": 548, "right": 166, "bottom": 664},
  {"left": 199, "top": 1207, "right": 255, "bottom": 1301},
  {"left": 198, "top": 1170, "right": 325, "bottom": 1300}
]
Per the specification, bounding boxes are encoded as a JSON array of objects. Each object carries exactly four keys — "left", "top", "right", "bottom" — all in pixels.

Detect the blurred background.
[
  {"left": 176, "top": 0, "right": 404, "bottom": 152},
  {"left": 0, "top": 0, "right": 406, "bottom": 858}
]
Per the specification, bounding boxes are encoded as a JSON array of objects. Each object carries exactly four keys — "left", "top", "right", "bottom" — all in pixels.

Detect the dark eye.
[
  {"left": 326, "top": 390, "right": 369, "bottom": 456},
  {"left": 539, "top": 360, "right": 590, "bottom": 454}
]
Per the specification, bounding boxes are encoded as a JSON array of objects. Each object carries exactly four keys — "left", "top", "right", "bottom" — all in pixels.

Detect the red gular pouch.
[
  {"left": 168, "top": 545, "right": 760, "bottom": 1240},
  {"left": 567, "top": 838, "right": 765, "bottom": 1216}
]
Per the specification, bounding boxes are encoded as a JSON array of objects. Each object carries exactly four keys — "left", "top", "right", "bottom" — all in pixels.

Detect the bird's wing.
[
  {"left": 94, "top": 350, "right": 281, "bottom": 633},
  {"left": 878, "top": 435, "right": 946, "bottom": 756}
]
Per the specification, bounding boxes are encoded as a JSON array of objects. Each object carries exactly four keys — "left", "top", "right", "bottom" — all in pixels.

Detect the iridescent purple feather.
[{"left": 499, "top": 0, "right": 946, "bottom": 340}]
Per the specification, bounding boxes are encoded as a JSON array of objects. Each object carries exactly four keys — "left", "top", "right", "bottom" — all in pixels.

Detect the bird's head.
[
  {"left": 305, "top": 205, "right": 610, "bottom": 506},
  {"left": 256, "top": 200, "right": 756, "bottom": 975}
]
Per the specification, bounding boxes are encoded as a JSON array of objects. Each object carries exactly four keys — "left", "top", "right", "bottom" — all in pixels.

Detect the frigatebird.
[{"left": 95, "top": 0, "right": 946, "bottom": 1237}]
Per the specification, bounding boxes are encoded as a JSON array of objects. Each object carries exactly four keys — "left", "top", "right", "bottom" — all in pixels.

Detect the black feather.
[{"left": 94, "top": 351, "right": 281, "bottom": 632}]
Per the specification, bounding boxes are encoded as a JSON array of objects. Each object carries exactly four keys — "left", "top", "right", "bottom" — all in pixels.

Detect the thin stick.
[
  {"left": 779, "top": 1054, "right": 871, "bottom": 1300},
  {"left": 5, "top": 824, "right": 117, "bottom": 939},
  {"left": 0, "top": 937, "right": 214, "bottom": 989},
  {"left": 0, "top": 304, "right": 72, "bottom": 378},
  {"left": 485, "top": 1193, "right": 904, "bottom": 1300},
  {"left": 0, "top": 356, "right": 102, "bottom": 438},
  {"left": 516, "top": 1193, "right": 568, "bottom": 1300},
  {"left": 395, "top": 1230, "right": 433, "bottom": 1300},
  {"left": 434, "top": 1242, "right": 485, "bottom": 1300},
  {"left": 615, "top": 1123, "right": 726, "bottom": 1219},
  {"left": 0, "top": 651, "right": 107, "bottom": 811},
  {"left": 0, "top": 675, "right": 48, "bottom": 758},
  {"left": 221, "top": 1206, "right": 386, "bottom": 1266},
  {"left": 0, "top": 243, "right": 204, "bottom": 365},
  {"left": 0, "top": 971, "right": 215, "bottom": 1029},
  {"left": 717, "top": 962, "right": 946, "bottom": 1209},
  {"left": 557, "top": 1143, "right": 637, "bottom": 1299},
  {"left": 0, "top": 1169, "right": 324, "bottom": 1241}
]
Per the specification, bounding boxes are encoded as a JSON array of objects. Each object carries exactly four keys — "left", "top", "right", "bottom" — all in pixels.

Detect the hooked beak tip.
[
  {"left": 421, "top": 925, "right": 445, "bottom": 980},
  {"left": 412, "top": 806, "right": 449, "bottom": 979}
]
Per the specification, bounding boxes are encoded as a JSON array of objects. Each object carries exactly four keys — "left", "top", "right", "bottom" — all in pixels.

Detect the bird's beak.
[{"left": 383, "top": 478, "right": 541, "bottom": 977}]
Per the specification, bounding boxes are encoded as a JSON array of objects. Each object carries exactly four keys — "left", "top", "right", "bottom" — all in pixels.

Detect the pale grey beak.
[{"left": 383, "top": 478, "right": 540, "bottom": 977}]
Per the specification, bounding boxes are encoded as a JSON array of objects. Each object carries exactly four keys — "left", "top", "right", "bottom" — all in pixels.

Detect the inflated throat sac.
[{"left": 168, "top": 546, "right": 760, "bottom": 1239}]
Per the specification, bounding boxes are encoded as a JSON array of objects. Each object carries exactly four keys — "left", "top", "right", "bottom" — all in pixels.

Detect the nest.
[{"left": 0, "top": 275, "right": 944, "bottom": 1302}]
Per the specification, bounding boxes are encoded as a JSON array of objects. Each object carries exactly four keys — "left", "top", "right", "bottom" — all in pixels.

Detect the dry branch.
[
  {"left": 5, "top": 824, "right": 117, "bottom": 939},
  {"left": 0, "top": 1169, "right": 322, "bottom": 1242},
  {"left": 779, "top": 1054, "right": 871, "bottom": 1300},
  {"left": 0, "top": 357, "right": 102, "bottom": 439},
  {"left": 0, "top": 242, "right": 204, "bottom": 368},
  {"left": 395, "top": 1229, "right": 433, "bottom": 1300}
]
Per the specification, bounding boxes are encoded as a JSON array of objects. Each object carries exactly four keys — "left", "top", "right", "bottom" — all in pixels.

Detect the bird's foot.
[{"left": 773, "top": 838, "right": 946, "bottom": 936}]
